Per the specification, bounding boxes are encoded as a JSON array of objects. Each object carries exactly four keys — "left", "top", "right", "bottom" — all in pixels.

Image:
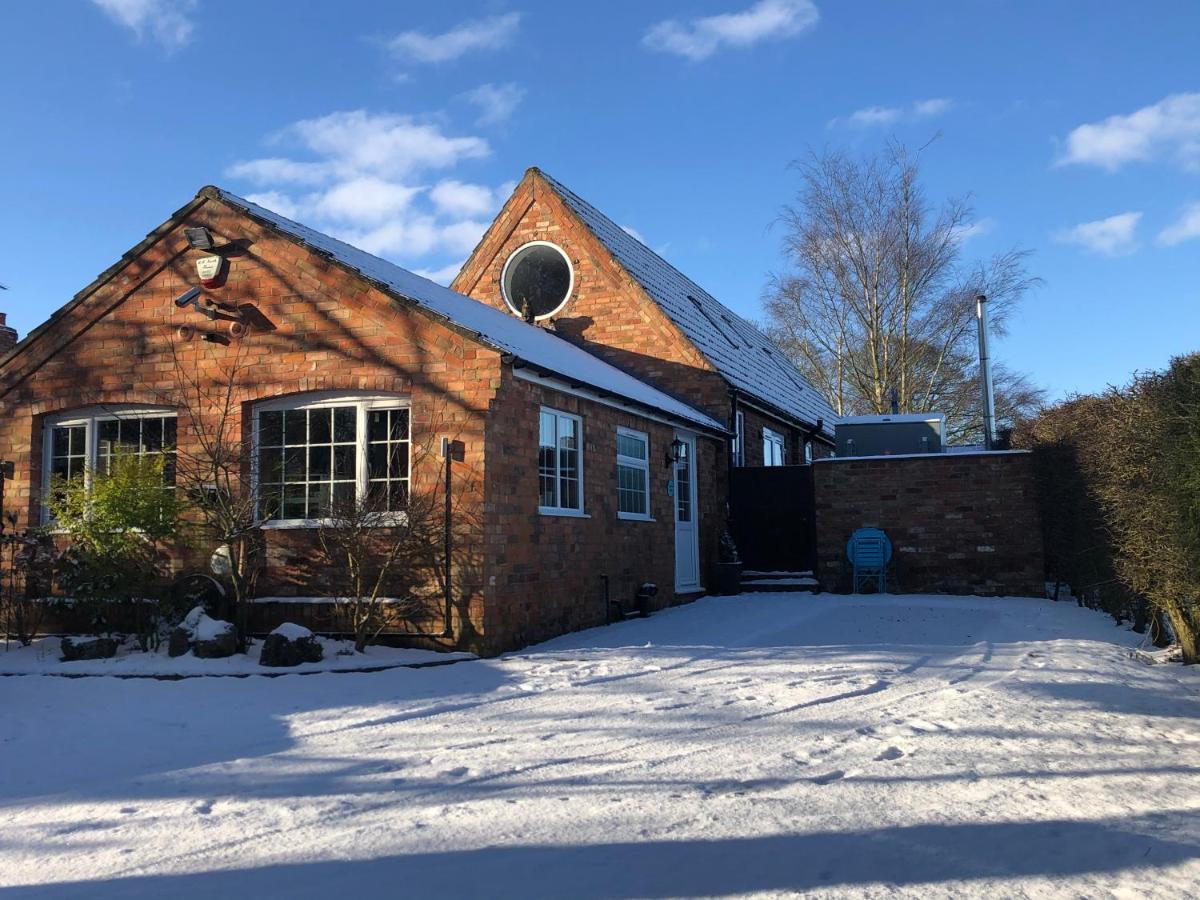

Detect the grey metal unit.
[{"left": 835, "top": 414, "right": 945, "bottom": 457}]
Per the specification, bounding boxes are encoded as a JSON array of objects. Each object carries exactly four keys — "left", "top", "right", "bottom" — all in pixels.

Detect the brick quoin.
[{"left": 0, "top": 190, "right": 723, "bottom": 656}]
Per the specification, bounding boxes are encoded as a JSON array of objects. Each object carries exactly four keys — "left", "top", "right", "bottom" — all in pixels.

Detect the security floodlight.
[{"left": 185, "top": 227, "right": 215, "bottom": 250}]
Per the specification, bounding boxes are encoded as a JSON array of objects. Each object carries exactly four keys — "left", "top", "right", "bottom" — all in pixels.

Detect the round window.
[{"left": 500, "top": 242, "right": 574, "bottom": 320}]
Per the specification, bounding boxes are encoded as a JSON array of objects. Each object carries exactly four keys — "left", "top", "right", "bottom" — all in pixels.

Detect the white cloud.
[
  {"left": 463, "top": 82, "right": 525, "bottom": 126},
  {"left": 1053, "top": 212, "right": 1142, "bottom": 256},
  {"left": 621, "top": 225, "right": 647, "bottom": 244},
  {"left": 413, "top": 262, "right": 466, "bottom": 285},
  {"left": 289, "top": 111, "right": 489, "bottom": 178},
  {"left": 1058, "top": 93, "right": 1200, "bottom": 171},
  {"left": 643, "top": 0, "right": 818, "bottom": 62},
  {"left": 91, "top": 0, "right": 194, "bottom": 50},
  {"left": 227, "top": 110, "right": 510, "bottom": 276},
  {"left": 430, "top": 180, "right": 498, "bottom": 218},
  {"left": 833, "top": 97, "right": 954, "bottom": 129},
  {"left": 388, "top": 13, "right": 521, "bottom": 64},
  {"left": 913, "top": 97, "right": 954, "bottom": 118},
  {"left": 951, "top": 217, "right": 996, "bottom": 244},
  {"left": 1158, "top": 201, "right": 1200, "bottom": 246}
]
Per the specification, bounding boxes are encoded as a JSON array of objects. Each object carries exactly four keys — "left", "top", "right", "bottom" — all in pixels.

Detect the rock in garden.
[
  {"left": 167, "top": 627, "right": 191, "bottom": 658},
  {"left": 259, "top": 622, "right": 324, "bottom": 667},
  {"left": 175, "top": 605, "right": 238, "bottom": 659},
  {"left": 60, "top": 636, "right": 119, "bottom": 662}
]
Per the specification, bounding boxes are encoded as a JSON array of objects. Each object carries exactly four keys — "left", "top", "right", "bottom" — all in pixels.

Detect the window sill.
[
  {"left": 617, "top": 513, "right": 656, "bottom": 522},
  {"left": 538, "top": 507, "right": 590, "bottom": 519},
  {"left": 262, "top": 513, "right": 409, "bottom": 530}
]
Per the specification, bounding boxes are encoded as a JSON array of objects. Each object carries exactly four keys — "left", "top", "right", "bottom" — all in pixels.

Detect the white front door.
[{"left": 673, "top": 430, "right": 701, "bottom": 592}]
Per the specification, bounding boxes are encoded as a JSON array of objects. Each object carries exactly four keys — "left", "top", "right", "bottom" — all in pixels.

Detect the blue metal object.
[{"left": 847, "top": 527, "right": 892, "bottom": 593}]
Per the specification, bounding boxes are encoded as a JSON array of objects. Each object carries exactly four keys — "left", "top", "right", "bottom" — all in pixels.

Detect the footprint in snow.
[
  {"left": 194, "top": 800, "right": 215, "bottom": 816},
  {"left": 119, "top": 807, "right": 138, "bottom": 815},
  {"left": 441, "top": 766, "right": 470, "bottom": 778},
  {"left": 874, "top": 746, "right": 906, "bottom": 762},
  {"left": 809, "top": 770, "right": 846, "bottom": 785}
]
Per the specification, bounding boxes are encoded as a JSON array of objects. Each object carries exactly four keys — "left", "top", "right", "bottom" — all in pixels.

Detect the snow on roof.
[
  {"left": 537, "top": 171, "right": 839, "bottom": 436},
  {"left": 837, "top": 413, "right": 946, "bottom": 426},
  {"left": 214, "top": 189, "right": 725, "bottom": 434}
]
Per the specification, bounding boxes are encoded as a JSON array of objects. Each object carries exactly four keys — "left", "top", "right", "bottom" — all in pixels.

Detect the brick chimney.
[{"left": 0, "top": 312, "right": 17, "bottom": 354}]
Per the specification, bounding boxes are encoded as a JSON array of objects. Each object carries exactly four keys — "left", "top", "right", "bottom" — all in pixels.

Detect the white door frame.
[{"left": 673, "top": 429, "right": 701, "bottom": 593}]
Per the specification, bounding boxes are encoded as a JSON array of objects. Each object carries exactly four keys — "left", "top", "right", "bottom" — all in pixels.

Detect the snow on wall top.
[
  {"left": 214, "top": 189, "right": 724, "bottom": 434},
  {"left": 538, "top": 170, "right": 838, "bottom": 437}
]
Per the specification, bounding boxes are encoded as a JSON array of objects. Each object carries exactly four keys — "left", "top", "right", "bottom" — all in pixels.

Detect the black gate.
[{"left": 729, "top": 465, "right": 817, "bottom": 572}]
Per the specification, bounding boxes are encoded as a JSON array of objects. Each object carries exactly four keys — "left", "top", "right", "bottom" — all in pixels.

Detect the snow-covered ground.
[{"left": 2, "top": 593, "right": 1199, "bottom": 898}]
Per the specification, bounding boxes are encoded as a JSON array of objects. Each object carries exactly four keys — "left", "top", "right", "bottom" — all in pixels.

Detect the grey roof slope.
[
  {"left": 538, "top": 171, "right": 837, "bottom": 436},
  {"left": 214, "top": 189, "right": 724, "bottom": 434}
]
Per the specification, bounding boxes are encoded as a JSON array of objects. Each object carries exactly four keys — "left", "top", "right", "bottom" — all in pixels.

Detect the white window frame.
[
  {"left": 616, "top": 426, "right": 652, "bottom": 521},
  {"left": 804, "top": 440, "right": 814, "bottom": 464},
  {"left": 732, "top": 410, "right": 745, "bottom": 467},
  {"left": 538, "top": 406, "right": 586, "bottom": 517},
  {"left": 500, "top": 241, "right": 576, "bottom": 321},
  {"left": 252, "top": 392, "right": 411, "bottom": 529},
  {"left": 763, "top": 426, "right": 786, "bottom": 467},
  {"left": 41, "top": 405, "right": 177, "bottom": 523}
]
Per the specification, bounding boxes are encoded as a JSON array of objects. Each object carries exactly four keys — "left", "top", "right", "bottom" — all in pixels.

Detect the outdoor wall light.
[
  {"left": 184, "top": 227, "right": 215, "bottom": 250},
  {"left": 666, "top": 438, "right": 686, "bottom": 467}
]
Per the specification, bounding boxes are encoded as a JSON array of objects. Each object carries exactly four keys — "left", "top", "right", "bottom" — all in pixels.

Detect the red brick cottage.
[{"left": 0, "top": 173, "right": 833, "bottom": 654}]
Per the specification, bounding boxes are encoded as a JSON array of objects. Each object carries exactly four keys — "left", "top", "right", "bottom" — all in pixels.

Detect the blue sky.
[{"left": 1, "top": 1, "right": 1197, "bottom": 401}]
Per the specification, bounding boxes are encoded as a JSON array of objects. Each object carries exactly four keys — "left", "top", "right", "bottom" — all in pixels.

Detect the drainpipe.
[{"left": 976, "top": 293, "right": 997, "bottom": 450}]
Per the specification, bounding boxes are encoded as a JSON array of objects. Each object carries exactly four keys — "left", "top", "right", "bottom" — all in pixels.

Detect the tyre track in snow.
[{"left": 83, "top": 638, "right": 1031, "bottom": 881}]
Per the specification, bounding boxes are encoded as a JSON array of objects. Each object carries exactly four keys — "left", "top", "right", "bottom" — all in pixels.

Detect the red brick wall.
[
  {"left": 453, "top": 171, "right": 732, "bottom": 425},
  {"left": 0, "top": 195, "right": 499, "bottom": 647},
  {"left": 813, "top": 452, "right": 1044, "bottom": 597},
  {"left": 481, "top": 369, "right": 723, "bottom": 651}
]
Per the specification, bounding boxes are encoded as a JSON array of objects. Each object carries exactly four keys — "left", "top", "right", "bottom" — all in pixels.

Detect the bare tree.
[
  {"left": 316, "top": 426, "right": 452, "bottom": 653},
  {"left": 167, "top": 339, "right": 263, "bottom": 637},
  {"left": 766, "top": 142, "right": 1043, "bottom": 443}
]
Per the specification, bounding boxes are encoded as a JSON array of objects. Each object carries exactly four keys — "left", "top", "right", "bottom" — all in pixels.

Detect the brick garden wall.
[{"left": 813, "top": 451, "right": 1044, "bottom": 597}]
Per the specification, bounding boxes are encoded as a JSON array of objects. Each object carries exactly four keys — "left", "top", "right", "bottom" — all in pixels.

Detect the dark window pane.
[
  {"left": 259, "top": 411, "right": 282, "bottom": 446},
  {"left": 334, "top": 445, "right": 355, "bottom": 479},
  {"left": 388, "top": 443, "right": 408, "bottom": 479},
  {"left": 366, "top": 480, "right": 387, "bottom": 510},
  {"left": 97, "top": 420, "right": 119, "bottom": 448},
  {"left": 259, "top": 448, "right": 282, "bottom": 484},
  {"left": 368, "top": 410, "right": 389, "bottom": 443},
  {"left": 284, "top": 449, "right": 306, "bottom": 479},
  {"left": 307, "top": 483, "right": 331, "bottom": 518},
  {"left": 332, "top": 481, "right": 355, "bottom": 513},
  {"left": 309, "top": 446, "right": 331, "bottom": 479},
  {"left": 162, "top": 456, "right": 177, "bottom": 487},
  {"left": 119, "top": 419, "right": 141, "bottom": 450},
  {"left": 258, "top": 488, "right": 281, "bottom": 521},
  {"left": 144, "top": 419, "right": 163, "bottom": 452},
  {"left": 282, "top": 484, "right": 307, "bottom": 519},
  {"left": 368, "top": 443, "right": 387, "bottom": 479},
  {"left": 388, "top": 481, "right": 408, "bottom": 511},
  {"left": 52, "top": 426, "right": 71, "bottom": 457},
  {"left": 163, "top": 417, "right": 177, "bottom": 450},
  {"left": 334, "top": 407, "right": 356, "bottom": 442},
  {"left": 309, "top": 408, "right": 332, "bottom": 444},
  {"left": 391, "top": 409, "right": 409, "bottom": 440},
  {"left": 284, "top": 410, "right": 307, "bottom": 445}
]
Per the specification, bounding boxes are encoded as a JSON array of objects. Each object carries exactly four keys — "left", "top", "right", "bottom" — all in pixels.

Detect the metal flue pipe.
[{"left": 976, "top": 293, "right": 997, "bottom": 450}]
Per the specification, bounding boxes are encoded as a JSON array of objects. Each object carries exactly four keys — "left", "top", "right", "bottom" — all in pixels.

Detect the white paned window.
[
  {"left": 43, "top": 408, "right": 177, "bottom": 520},
  {"left": 254, "top": 394, "right": 410, "bottom": 526},
  {"left": 616, "top": 427, "right": 650, "bottom": 520},
  {"left": 763, "top": 427, "right": 786, "bottom": 467},
  {"left": 539, "top": 408, "right": 583, "bottom": 514}
]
